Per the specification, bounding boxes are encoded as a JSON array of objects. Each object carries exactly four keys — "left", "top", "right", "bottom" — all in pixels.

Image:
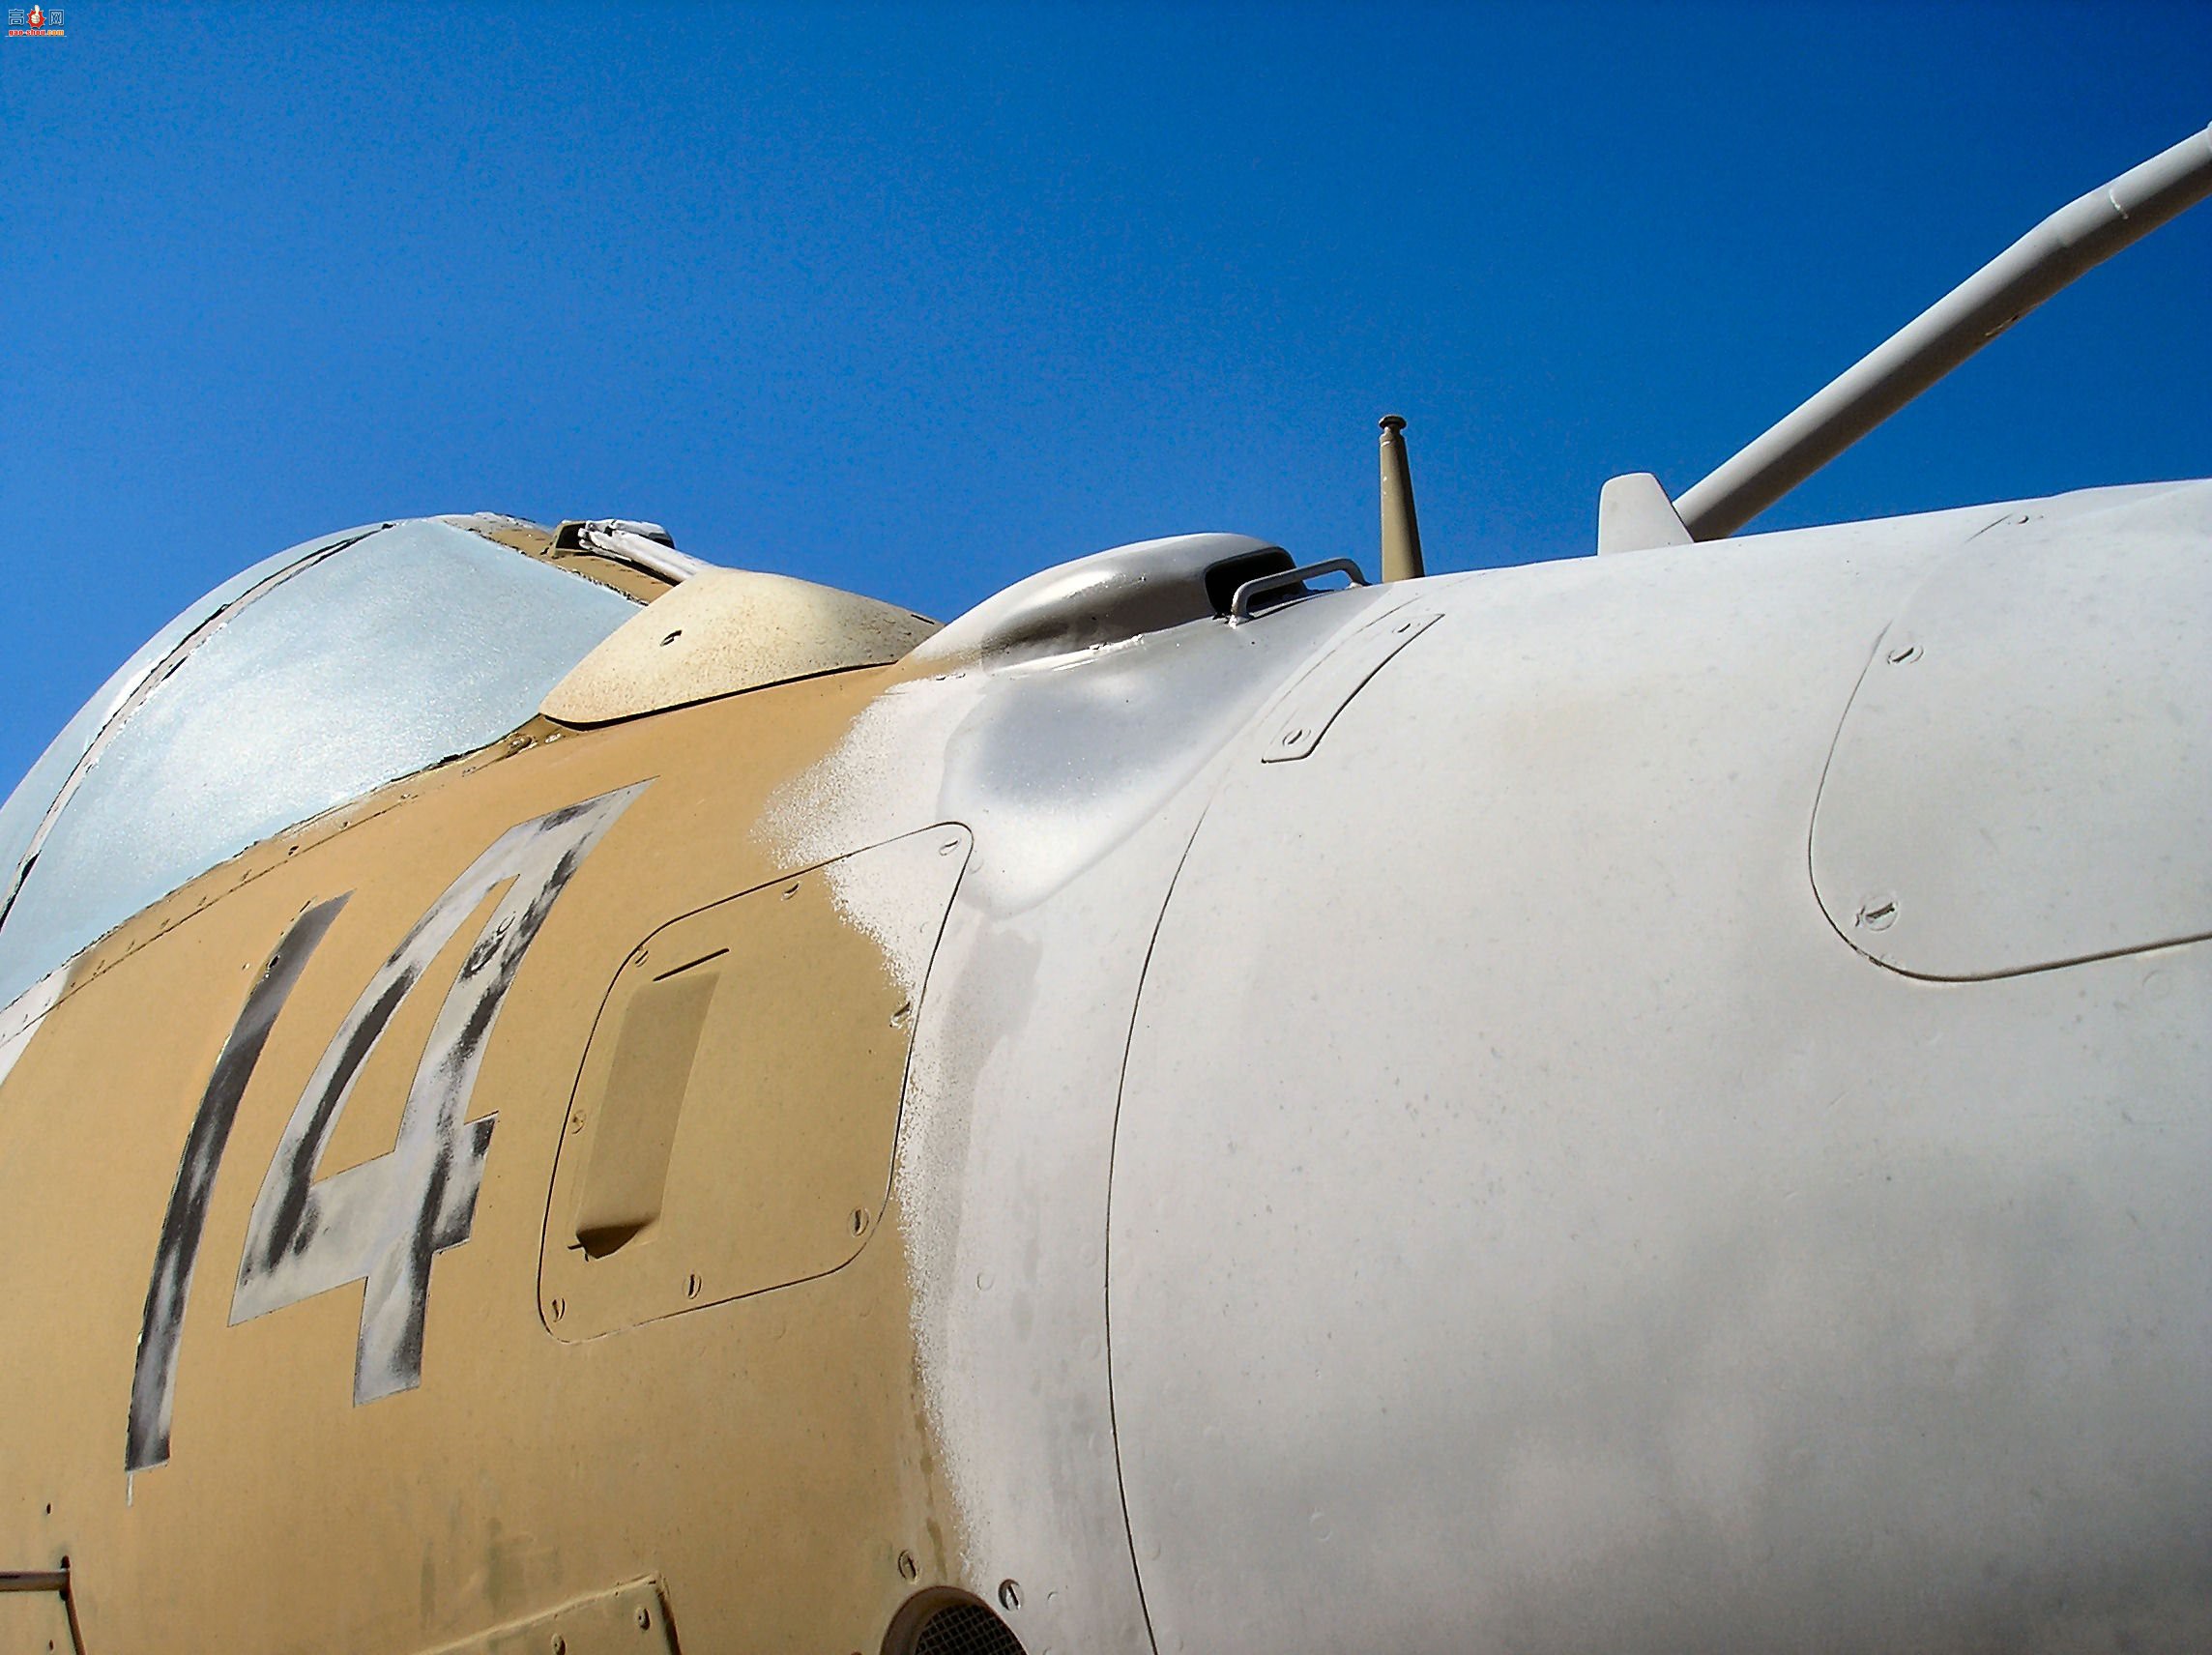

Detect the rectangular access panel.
[{"left": 540, "top": 825, "right": 970, "bottom": 1340}]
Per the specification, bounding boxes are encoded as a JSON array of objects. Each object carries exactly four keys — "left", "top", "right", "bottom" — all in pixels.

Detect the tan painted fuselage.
[{"left": 0, "top": 666, "right": 964, "bottom": 1653}]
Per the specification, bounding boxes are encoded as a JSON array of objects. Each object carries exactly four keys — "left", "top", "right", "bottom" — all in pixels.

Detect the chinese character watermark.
[{"left": 7, "top": 5, "right": 66, "bottom": 37}]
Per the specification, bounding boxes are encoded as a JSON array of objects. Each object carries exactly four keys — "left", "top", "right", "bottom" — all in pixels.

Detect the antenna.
[
  {"left": 1379, "top": 415, "right": 1426, "bottom": 581},
  {"left": 1668, "top": 123, "right": 2212, "bottom": 542}
]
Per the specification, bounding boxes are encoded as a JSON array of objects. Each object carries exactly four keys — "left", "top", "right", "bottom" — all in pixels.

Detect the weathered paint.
[
  {"left": 0, "top": 663, "right": 969, "bottom": 1652},
  {"left": 128, "top": 895, "right": 349, "bottom": 1472},
  {"left": 230, "top": 785, "right": 647, "bottom": 1408},
  {"left": 0, "top": 964, "right": 68, "bottom": 1096},
  {"left": 0, "top": 479, "right": 2205, "bottom": 1653}
]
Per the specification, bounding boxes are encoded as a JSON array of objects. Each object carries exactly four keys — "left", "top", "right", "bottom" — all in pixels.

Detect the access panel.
[
  {"left": 1811, "top": 486, "right": 2212, "bottom": 978},
  {"left": 540, "top": 825, "right": 971, "bottom": 1340}
]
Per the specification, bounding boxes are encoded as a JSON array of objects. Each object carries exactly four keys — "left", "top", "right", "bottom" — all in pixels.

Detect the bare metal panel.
[
  {"left": 1812, "top": 481, "right": 2212, "bottom": 978},
  {"left": 0, "top": 520, "right": 637, "bottom": 1012}
]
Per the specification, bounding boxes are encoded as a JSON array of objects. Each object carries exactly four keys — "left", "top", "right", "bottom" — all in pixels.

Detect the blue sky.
[{"left": 3, "top": 2, "right": 2208, "bottom": 796}]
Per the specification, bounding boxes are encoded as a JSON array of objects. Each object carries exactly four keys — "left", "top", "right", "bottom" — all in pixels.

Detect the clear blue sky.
[{"left": 4, "top": 2, "right": 2207, "bottom": 797}]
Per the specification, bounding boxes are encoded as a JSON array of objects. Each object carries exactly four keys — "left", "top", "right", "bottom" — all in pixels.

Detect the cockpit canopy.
[{"left": 0, "top": 517, "right": 642, "bottom": 1013}]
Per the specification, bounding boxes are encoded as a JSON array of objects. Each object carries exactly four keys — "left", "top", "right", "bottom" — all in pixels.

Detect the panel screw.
[
  {"left": 1280, "top": 728, "right": 1306, "bottom": 747},
  {"left": 998, "top": 1580, "right": 1023, "bottom": 1611},
  {"left": 896, "top": 1551, "right": 918, "bottom": 1582},
  {"left": 568, "top": 1111, "right": 587, "bottom": 1135},
  {"left": 852, "top": 1208, "right": 868, "bottom": 1235},
  {"left": 636, "top": 1605, "right": 653, "bottom": 1630},
  {"left": 1886, "top": 642, "right": 1922, "bottom": 665},
  {"left": 684, "top": 1273, "right": 702, "bottom": 1299},
  {"left": 1856, "top": 896, "right": 1899, "bottom": 932},
  {"left": 631, "top": 946, "right": 650, "bottom": 966},
  {"left": 939, "top": 839, "right": 961, "bottom": 856},
  {"left": 660, "top": 630, "right": 683, "bottom": 647},
  {"left": 549, "top": 1297, "right": 566, "bottom": 1321},
  {"left": 551, "top": 1637, "right": 566, "bottom": 1655}
]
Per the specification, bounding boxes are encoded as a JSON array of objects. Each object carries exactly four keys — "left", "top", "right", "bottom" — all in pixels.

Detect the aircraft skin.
[{"left": 0, "top": 472, "right": 2204, "bottom": 1655}]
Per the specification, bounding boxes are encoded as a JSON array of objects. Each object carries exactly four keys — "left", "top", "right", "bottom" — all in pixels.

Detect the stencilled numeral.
[{"left": 127, "top": 781, "right": 646, "bottom": 1471}]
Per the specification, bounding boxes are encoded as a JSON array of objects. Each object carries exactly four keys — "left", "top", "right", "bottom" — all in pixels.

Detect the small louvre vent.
[{"left": 911, "top": 1601, "right": 1026, "bottom": 1655}]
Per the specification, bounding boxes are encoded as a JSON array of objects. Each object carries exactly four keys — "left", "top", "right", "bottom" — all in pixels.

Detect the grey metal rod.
[{"left": 1675, "top": 123, "right": 2212, "bottom": 541}]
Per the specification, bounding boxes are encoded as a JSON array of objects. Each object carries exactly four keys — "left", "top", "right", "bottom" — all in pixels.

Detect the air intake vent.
[{"left": 890, "top": 1595, "right": 1028, "bottom": 1655}]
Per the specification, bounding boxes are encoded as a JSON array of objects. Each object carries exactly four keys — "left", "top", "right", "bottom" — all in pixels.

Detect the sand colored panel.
[
  {"left": 570, "top": 966, "right": 721, "bottom": 1255},
  {"left": 542, "top": 825, "right": 970, "bottom": 1340},
  {"left": 542, "top": 568, "right": 939, "bottom": 726},
  {"left": 0, "top": 664, "right": 967, "bottom": 1654},
  {"left": 0, "top": 1575, "right": 77, "bottom": 1655},
  {"left": 419, "top": 1578, "right": 674, "bottom": 1655}
]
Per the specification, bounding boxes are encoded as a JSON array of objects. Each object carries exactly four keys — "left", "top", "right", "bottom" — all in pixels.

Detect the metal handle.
[{"left": 1228, "top": 557, "right": 1370, "bottom": 624}]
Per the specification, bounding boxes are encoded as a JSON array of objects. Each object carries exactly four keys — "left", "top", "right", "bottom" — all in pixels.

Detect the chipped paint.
[
  {"left": 127, "top": 897, "right": 348, "bottom": 1472},
  {"left": 0, "top": 964, "right": 67, "bottom": 1097},
  {"left": 231, "top": 783, "right": 646, "bottom": 1406}
]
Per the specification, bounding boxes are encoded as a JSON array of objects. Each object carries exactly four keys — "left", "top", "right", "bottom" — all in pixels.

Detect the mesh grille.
[{"left": 911, "top": 1601, "right": 1026, "bottom": 1655}]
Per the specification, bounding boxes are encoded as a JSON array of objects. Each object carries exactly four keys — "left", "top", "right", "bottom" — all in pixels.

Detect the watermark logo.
[{"left": 8, "top": 5, "right": 66, "bottom": 36}]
